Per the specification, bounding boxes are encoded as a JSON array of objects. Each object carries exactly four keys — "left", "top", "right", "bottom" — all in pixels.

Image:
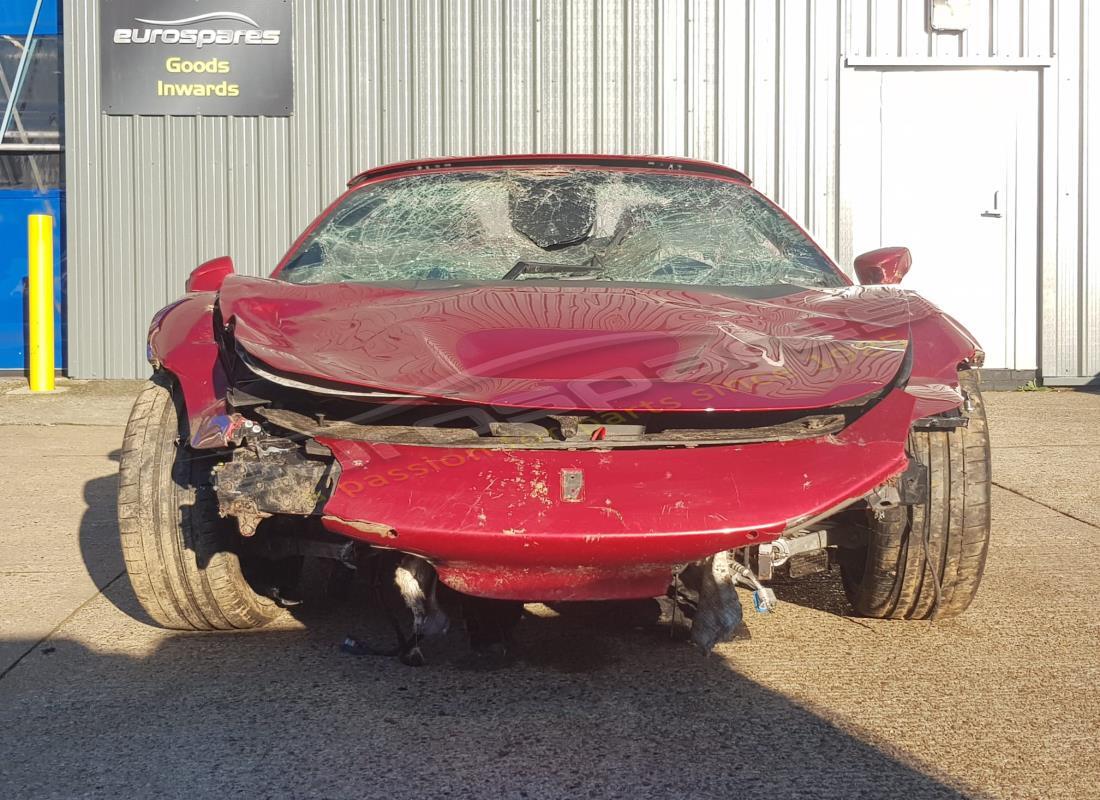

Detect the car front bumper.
[{"left": 315, "top": 389, "right": 916, "bottom": 601}]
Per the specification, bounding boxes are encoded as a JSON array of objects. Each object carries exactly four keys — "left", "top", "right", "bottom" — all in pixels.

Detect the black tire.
[
  {"left": 839, "top": 369, "right": 991, "bottom": 620},
  {"left": 117, "top": 373, "right": 281, "bottom": 630}
]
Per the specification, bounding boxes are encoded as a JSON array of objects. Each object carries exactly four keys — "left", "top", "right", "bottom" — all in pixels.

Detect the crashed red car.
[{"left": 119, "top": 154, "right": 991, "bottom": 652}]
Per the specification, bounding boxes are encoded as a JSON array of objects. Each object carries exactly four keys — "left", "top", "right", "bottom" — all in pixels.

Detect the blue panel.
[
  {"left": 0, "top": 0, "right": 60, "bottom": 36},
  {"left": 0, "top": 189, "right": 65, "bottom": 370}
]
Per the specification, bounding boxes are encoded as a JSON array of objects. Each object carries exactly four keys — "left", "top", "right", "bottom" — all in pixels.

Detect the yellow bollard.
[{"left": 27, "top": 214, "right": 54, "bottom": 392}]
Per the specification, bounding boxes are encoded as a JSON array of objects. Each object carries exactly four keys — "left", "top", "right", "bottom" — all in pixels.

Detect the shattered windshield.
[{"left": 278, "top": 169, "right": 843, "bottom": 289}]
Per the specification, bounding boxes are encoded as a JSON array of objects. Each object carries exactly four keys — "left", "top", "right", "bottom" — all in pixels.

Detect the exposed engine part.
[
  {"left": 770, "top": 529, "right": 829, "bottom": 567},
  {"left": 861, "top": 457, "right": 929, "bottom": 514},
  {"left": 342, "top": 555, "right": 521, "bottom": 666},
  {"left": 255, "top": 405, "right": 848, "bottom": 450},
  {"left": 240, "top": 531, "right": 360, "bottom": 566},
  {"left": 758, "top": 529, "right": 831, "bottom": 580},
  {"left": 303, "top": 439, "right": 333, "bottom": 458},
  {"left": 676, "top": 551, "right": 779, "bottom": 652},
  {"left": 787, "top": 550, "right": 830, "bottom": 578},
  {"left": 913, "top": 412, "right": 969, "bottom": 430},
  {"left": 215, "top": 412, "right": 266, "bottom": 447},
  {"left": 865, "top": 484, "right": 902, "bottom": 511},
  {"left": 225, "top": 386, "right": 270, "bottom": 409},
  {"left": 340, "top": 555, "right": 424, "bottom": 664},
  {"left": 212, "top": 438, "right": 335, "bottom": 536},
  {"left": 459, "top": 594, "right": 524, "bottom": 654},
  {"left": 393, "top": 554, "right": 450, "bottom": 666},
  {"left": 757, "top": 544, "right": 775, "bottom": 581},
  {"left": 751, "top": 587, "right": 778, "bottom": 612},
  {"left": 683, "top": 551, "right": 745, "bottom": 652},
  {"left": 725, "top": 557, "right": 777, "bottom": 613},
  {"left": 195, "top": 412, "right": 258, "bottom": 449},
  {"left": 897, "top": 458, "right": 930, "bottom": 504}
]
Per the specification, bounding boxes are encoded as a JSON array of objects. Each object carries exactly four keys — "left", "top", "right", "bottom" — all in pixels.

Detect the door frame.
[{"left": 837, "top": 61, "right": 1051, "bottom": 380}]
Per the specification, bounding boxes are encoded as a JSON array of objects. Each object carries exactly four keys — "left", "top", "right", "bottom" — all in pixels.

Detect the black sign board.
[{"left": 100, "top": 0, "right": 293, "bottom": 116}]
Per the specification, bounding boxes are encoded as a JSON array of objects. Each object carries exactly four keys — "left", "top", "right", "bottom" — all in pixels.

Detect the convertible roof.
[{"left": 347, "top": 154, "right": 752, "bottom": 188}]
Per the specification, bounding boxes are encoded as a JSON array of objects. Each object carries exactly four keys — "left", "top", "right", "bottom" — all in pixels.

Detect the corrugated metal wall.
[
  {"left": 1041, "top": 0, "right": 1099, "bottom": 383},
  {"left": 64, "top": 0, "right": 1095, "bottom": 381}
]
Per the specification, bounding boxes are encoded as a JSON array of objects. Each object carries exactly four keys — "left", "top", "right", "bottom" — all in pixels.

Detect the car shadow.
[
  {"left": 0, "top": 581, "right": 972, "bottom": 798},
  {"left": 768, "top": 569, "right": 861, "bottom": 618},
  {"left": 78, "top": 449, "right": 158, "bottom": 626},
  {"left": 71, "top": 462, "right": 971, "bottom": 795},
  {"left": 63, "top": 469, "right": 976, "bottom": 796}
]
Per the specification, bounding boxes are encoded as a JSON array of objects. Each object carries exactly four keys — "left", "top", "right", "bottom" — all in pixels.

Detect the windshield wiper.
[{"left": 503, "top": 261, "right": 607, "bottom": 280}]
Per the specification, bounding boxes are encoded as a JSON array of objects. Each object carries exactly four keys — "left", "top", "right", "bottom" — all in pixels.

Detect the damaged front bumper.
[{"left": 254, "top": 388, "right": 916, "bottom": 601}]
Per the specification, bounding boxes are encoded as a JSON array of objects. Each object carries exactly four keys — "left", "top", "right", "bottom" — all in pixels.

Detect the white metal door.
[{"left": 842, "top": 69, "right": 1039, "bottom": 370}]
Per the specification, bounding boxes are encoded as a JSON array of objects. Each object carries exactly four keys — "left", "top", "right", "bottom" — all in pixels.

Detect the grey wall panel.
[
  {"left": 1042, "top": 0, "right": 1081, "bottom": 379},
  {"left": 65, "top": 0, "right": 1090, "bottom": 380},
  {"left": 1038, "top": 0, "right": 1098, "bottom": 382},
  {"left": 1086, "top": 0, "right": 1100, "bottom": 378}
]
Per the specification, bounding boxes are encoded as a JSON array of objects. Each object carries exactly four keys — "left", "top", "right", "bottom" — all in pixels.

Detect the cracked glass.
[{"left": 279, "top": 169, "right": 844, "bottom": 289}]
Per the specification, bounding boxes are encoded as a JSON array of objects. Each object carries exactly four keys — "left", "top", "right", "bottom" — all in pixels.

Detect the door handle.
[{"left": 982, "top": 190, "right": 1003, "bottom": 218}]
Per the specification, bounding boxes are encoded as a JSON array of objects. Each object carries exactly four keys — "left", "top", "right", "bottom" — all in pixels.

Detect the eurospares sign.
[{"left": 100, "top": 0, "right": 293, "bottom": 116}]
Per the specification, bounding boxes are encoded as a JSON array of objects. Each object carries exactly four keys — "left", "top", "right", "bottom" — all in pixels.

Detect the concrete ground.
[{"left": 0, "top": 378, "right": 1097, "bottom": 799}]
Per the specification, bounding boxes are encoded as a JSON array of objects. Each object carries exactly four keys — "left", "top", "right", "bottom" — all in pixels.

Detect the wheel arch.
[
  {"left": 147, "top": 293, "right": 232, "bottom": 448},
  {"left": 905, "top": 309, "right": 986, "bottom": 420}
]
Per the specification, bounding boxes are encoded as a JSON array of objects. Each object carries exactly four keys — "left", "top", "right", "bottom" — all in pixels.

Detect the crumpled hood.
[{"left": 217, "top": 275, "right": 940, "bottom": 412}]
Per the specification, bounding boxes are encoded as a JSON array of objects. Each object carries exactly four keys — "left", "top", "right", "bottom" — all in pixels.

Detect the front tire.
[
  {"left": 117, "top": 374, "right": 280, "bottom": 630},
  {"left": 839, "top": 369, "right": 991, "bottom": 620}
]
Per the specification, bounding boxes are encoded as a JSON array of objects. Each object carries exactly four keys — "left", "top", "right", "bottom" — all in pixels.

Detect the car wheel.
[
  {"left": 117, "top": 373, "right": 281, "bottom": 630},
  {"left": 838, "top": 369, "right": 991, "bottom": 619}
]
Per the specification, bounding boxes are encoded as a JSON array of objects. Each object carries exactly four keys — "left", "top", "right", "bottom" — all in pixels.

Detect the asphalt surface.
[{"left": 0, "top": 378, "right": 1097, "bottom": 799}]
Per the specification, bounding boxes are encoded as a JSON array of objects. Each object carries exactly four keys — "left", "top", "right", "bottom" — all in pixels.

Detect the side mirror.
[
  {"left": 854, "top": 247, "right": 912, "bottom": 285},
  {"left": 186, "top": 255, "right": 234, "bottom": 293}
]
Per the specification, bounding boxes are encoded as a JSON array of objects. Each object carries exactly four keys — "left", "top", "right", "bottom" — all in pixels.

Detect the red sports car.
[{"left": 120, "top": 155, "right": 990, "bottom": 654}]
